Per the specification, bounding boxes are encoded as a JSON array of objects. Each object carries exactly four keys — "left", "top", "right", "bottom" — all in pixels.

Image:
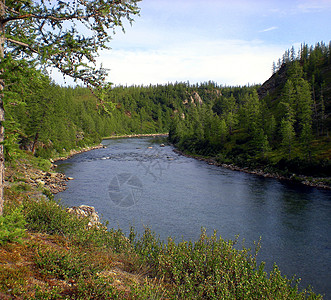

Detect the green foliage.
[
  {"left": 130, "top": 228, "right": 320, "bottom": 299},
  {"left": 280, "top": 118, "right": 296, "bottom": 158},
  {"left": 71, "top": 276, "right": 120, "bottom": 300},
  {"left": 24, "top": 198, "right": 88, "bottom": 237},
  {"left": 34, "top": 246, "right": 103, "bottom": 280},
  {"left": 1, "top": 0, "right": 140, "bottom": 167},
  {"left": 0, "top": 264, "right": 30, "bottom": 296},
  {"left": 3, "top": 0, "right": 140, "bottom": 86},
  {"left": 5, "top": 65, "right": 192, "bottom": 160},
  {"left": 24, "top": 197, "right": 132, "bottom": 252},
  {"left": 0, "top": 206, "right": 26, "bottom": 245},
  {"left": 33, "top": 277, "right": 120, "bottom": 300},
  {"left": 33, "top": 285, "right": 62, "bottom": 300},
  {"left": 169, "top": 41, "right": 331, "bottom": 177},
  {"left": 1, "top": 194, "right": 321, "bottom": 299}
]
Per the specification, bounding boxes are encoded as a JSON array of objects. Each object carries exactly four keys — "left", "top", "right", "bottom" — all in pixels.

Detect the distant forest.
[{"left": 3, "top": 41, "right": 331, "bottom": 176}]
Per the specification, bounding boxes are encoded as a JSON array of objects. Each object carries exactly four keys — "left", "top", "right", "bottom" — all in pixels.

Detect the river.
[{"left": 55, "top": 137, "right": 331, "bottom": 298}]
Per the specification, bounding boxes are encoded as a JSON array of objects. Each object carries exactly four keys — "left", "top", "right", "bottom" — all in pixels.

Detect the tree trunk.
[
  {"left": 31, "top": 132, "right": 39, "bottom": 154},
  {"left": 0, "top": 0, "right": 5, "bottom": 215}
]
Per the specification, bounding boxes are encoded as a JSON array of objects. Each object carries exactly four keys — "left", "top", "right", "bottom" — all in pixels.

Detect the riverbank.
[
  {"left": 103, "top": 133, "right": 168, "bottom": 139},
  {"left": 5, "top": 144, "right": 106, "bottom": 195},
  {"left": 47, "top": 140, "right": 330, "bottom": 192},
  {"left": 52, "top": 144, "right": 104, "bottom": 162},
  {"left": 173, "top": 148, "right": 331, "bottom": 190}
]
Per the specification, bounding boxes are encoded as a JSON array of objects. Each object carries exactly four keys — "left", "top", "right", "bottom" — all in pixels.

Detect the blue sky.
[{"left": 55, "top": 0, "right": 331, "bottom": 86}]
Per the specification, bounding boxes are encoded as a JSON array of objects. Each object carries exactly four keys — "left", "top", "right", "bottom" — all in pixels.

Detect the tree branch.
[
  {"left": 3, "top": 12, "right": 80, "bottom": 24},
  {"left": 6, "top": 38, "right": 38, "bottom": 53}
]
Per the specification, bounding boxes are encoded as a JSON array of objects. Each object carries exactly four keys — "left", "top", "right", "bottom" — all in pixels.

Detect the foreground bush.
[
  {"left": 24, "top": 198, "right": 132, "bottom": 252},
  {"left": 0, "top": 206, "right": 26, "bottom": 245},
  {"left": 131, "top": 227, "right": 321, "bottom": 299},
  {"left": 0, "top": 198, "right": 319, "bottom": 299}
]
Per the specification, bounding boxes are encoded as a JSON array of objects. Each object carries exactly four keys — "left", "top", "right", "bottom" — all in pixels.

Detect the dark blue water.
[{"left": 55, "top": 137, "right": 331, "bottom": 298}]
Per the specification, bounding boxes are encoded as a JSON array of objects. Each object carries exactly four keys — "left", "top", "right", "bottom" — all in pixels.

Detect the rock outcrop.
[
  {"left": 257, "top": 64, "right": 287, "bottom": 100},
  {"left": 26, "top": 170, "right": 68, "bottom": 194},
  {"left": 67, "top": 205, "right": 101, "bottom": 228}
]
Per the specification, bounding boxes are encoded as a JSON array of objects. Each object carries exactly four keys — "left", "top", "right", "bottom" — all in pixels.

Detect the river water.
[{"left": 55, "top": 137, "right": 331, "bottom": 298}]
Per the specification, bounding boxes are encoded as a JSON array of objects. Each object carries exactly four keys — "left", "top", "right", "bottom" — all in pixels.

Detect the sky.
[{"left": 54, "top": 0, "right": 331, "bottom": 87}]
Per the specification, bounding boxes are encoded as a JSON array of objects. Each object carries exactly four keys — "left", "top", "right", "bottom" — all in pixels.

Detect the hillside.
[
  {"left": 258, "top": 42, "right": 331, "bottom": 137},
  {"left": 169, "top": 42, "right": 331, "bottom": 186}
]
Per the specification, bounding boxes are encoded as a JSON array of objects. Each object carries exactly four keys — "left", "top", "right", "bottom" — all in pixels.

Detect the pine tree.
[
  {"left": 280, "top": 118, "right": 296, "bottom": 159},
  {"left": 218, "top": 118, "right": 228, "bottom": 144},
  {"left": 241, "top": 90, "right": 262, "bottom": 136},
  {"left": 222, "top": 95, "right": 238, "bottom": 135},
  {"left": 296, "top": 79, "right": 313, "bottom": 133}
]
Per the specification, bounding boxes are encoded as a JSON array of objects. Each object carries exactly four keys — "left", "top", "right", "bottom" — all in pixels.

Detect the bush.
[
  {"left": 70, "top": 276, "right": 120, "bottom": 299},
  {"left": 0, "top": 206, "right": 26, "bottom": 245},
  {"left": 23, "top": 198, "right": 132, "bottom": 252},
  {"left": 34, "top": 246, "right": 103, "bottom": 280},
  {"left": 24, "top": 198, "right": 88, "bottom": 237},
  {"left": 131, "top": 228, "right": 321, "bottom": 299}
]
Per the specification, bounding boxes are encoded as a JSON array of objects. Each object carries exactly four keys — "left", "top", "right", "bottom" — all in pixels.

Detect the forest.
[
  {"left": 3, "top": 41, "right": 331, "bottom": 178},
  {"left": 169, "top": 42, "right": 331, "bottom": 178}
]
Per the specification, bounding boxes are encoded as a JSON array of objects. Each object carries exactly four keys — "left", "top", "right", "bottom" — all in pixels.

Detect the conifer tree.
[
  {"left": 280, "top": 118, "right": 295, "bottom": 159},
  {"left": 222, "top": 95, "right": 238, "bottom": 135},
  {"left": 218, "top": 118, "right": 228, "bottom": 143},
  {"left": 241, "top": 90, "right": 262, "bottom": 137}
]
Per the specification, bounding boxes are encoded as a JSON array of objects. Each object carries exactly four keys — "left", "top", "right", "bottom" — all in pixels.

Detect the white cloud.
[
  {"left": 260, "top": 26, "right": 278, "bottom": 33},
  {"left": 98, "top": 39, "right": 285, "bottom": 86}
]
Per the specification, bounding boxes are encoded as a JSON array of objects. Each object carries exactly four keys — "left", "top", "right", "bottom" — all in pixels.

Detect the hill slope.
[{"left": 168, "top": 42, "right": 331, "bottom": 185}]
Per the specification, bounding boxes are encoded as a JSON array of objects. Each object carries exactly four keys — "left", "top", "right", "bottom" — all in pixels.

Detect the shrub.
[
  {"left": 0, "top": 265, "right": 30, "bottom": 296},
  {"left": 24, "top": 198, "right": 132, "bottom": 253},
  {"left": 0, "top": 206, "right": 26, "bottom": 245},
  {"left": 131, "top": 228, "right": 322, "bottom": 299},
  {"left": 34, "top": 247, "right": 100, "bottom": 280},
  {"left": 24, "top": 198, "right": 88, "bottom": 237},
  {"left": 70, "top": 276, "right": 120, "bottom": 299}
]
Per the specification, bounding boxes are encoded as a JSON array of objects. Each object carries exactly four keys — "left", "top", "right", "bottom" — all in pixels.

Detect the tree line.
[
  {"left": 3, "top": 70, "right": 225, "bottom": 159},
  {"left": 4, "top": 41, "right": 331, "bottom": 177},
  {"left": 169, "top": 42, "right": 331, "bottom": 177}
]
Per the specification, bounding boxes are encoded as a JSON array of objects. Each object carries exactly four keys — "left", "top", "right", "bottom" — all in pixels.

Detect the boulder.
[{"left": 67, "top": 205, "right": 101, "bottom": 228}]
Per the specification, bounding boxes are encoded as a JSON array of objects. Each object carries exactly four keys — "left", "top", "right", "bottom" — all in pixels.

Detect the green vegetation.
[
  {"left": 4, "top": 42, "right": 330, "bottom": 185},
  {"left": 2, "top": 1, "right": 327, "bottom": 297},
  {"left": 0, "top": 206, "right": 26, "bottom": 245},
  {"left": 169, "top": 42, "right": 331, "bottom": 181},
  {"left": 0, "top": 0, "right": 141, "bottom": 214},
  {"left": 4, "top": 67, "right": 105, "bottom": 160},
  {"left": 1, "top": 37, "right": 330, "bottom": 298},
  {"left": 3, "top": 70, "right": 221, "bottom": 160}
]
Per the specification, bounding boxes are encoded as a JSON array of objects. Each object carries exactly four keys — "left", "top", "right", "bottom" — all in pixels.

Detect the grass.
[{"left": 0, "top": 159, "right": 325, "bottom": 299}]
